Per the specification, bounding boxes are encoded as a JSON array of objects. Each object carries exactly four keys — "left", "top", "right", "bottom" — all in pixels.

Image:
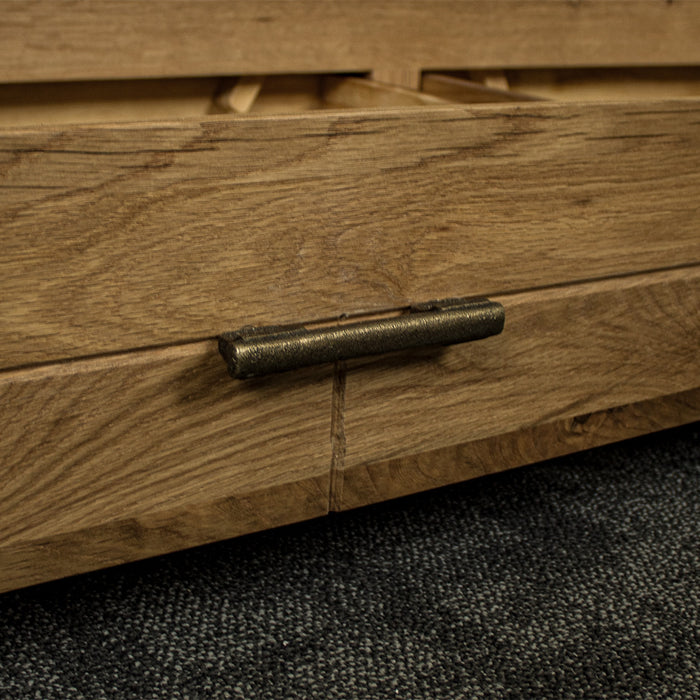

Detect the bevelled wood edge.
[
  {"left": 0, "top": 475, "right": 329, "bottom": 595},
  {"left": 332, "top": 388, "right": 700, "bottom": 511},
  {"left": 2, "top": 1, "right": 700, "bottom": 84}
]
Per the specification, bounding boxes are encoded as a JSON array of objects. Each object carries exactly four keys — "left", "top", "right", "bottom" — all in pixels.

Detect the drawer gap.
[
  {"left": 4, "top": 65, "right": 700, "bottom": 128},
  {"left": 0, "top": 73, "right": 455, "bottom": 127},
  {"left": 423, "top": 66, "right": 700, "bottom": 103}
]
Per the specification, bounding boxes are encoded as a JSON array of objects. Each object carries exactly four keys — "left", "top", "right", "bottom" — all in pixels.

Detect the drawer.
[
  {"left": 2, "top": 2, "right": 700, "bottom": 590},
  {"left": 2, "top": 95, "right": 700, "bottom": 368},
  {"left": 1, "top": 268, "right": 698, "bottom": 593}
]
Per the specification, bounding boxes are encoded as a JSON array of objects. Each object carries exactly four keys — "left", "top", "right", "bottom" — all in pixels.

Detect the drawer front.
[
  {"left": 0, "top": 343, "right": 333, "bottom": 592},
  {"left": 333, "top": 267, "right": 700, "bottom": 507},
  {"left": 1, "top": 99, "right": 700, "bottom": 369}
]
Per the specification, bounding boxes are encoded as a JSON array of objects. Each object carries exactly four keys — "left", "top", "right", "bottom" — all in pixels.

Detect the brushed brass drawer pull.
[{"left": 219, "top": 298, "right": 505, "bottom": 379}]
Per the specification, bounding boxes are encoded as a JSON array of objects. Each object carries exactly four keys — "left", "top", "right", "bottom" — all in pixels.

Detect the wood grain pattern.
[
  {"left": 337, "top": 267, "right": 700, "bottom": 476},
  {"left": 334, "top": 388, "right": 700, "bottom": 511},
  {"left": 0, "top": 342, "right": 334, "bottom": 590},
  {"left": 0, "top": 476, "right": 328, "bottom": 593},
  {"left": 2, "top": 99, "right": 700, "bottom": 369},
  {"left": 2, "top": 1, "right": 700, "bottom": 83},
  {"left": 1, "top": 269, "right": 698, "bottom": 591}
]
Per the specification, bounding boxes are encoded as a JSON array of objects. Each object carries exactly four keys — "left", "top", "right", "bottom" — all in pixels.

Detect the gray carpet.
[{"left": 1, "top": 422, "right": 698, "bottom": 699}]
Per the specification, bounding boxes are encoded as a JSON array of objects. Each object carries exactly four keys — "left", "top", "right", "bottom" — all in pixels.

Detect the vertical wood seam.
[
  {"left": 370, "top": 65, "right": 423, "bottom": 90},
  {"left": 329, "top": 360, "right": 347, "bottom": 511}
]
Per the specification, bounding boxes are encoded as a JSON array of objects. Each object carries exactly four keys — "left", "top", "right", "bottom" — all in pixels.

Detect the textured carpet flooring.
[{"left": 1, "top": 422, "right": 698, "bottom": 699}]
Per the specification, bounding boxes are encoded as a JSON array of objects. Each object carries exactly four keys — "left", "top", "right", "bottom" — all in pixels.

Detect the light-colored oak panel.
[
  {"left": 2, "top": 1, "right": 700, "bottom": 83},
  {"left": 323, "top": 77, "right": 449, "bottom": 108},
  {"left": 334, "top": 388, "right": 700, "bottom": 510},
  {"left": 422, "top": 73, "right": 542, "bottom": 104},
  {"left": 2, "top": 100, "right": 700, "bottom": 368},
  {"left": 338, "top": 267, "right": 700, "bottom": 471},
  {"left": 0, "top": 342, "right": 334, "bottom": 589}
]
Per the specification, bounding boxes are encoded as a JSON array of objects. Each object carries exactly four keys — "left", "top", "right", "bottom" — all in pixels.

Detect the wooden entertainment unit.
[{"left": 0, "top": 1, "right": 698, "bottom": 592}]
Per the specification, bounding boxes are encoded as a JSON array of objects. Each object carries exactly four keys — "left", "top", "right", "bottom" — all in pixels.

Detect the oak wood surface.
[
  {"left": 1, "top": 269, "right": 698, "bottom": 591},
  {"left": 336, "top": 267, "right": 700, "bottom": 474},
  {"left": 334, "top": 388, "right": 700, "bottom": 511},
  {"left": 2, "top": 1, "right": 700, "bottom": 84},
  {"left": 2, "top": 100, "right": 700, "bottom": 369},
  {"left": 2, "top": 0, "right": 700, "bottom": 595},
  {"left": 0, "top": 341, "right": 334, "bottom": 591},
  {"left": 0, "top": 475, "right": 328, "bottom": 594}
]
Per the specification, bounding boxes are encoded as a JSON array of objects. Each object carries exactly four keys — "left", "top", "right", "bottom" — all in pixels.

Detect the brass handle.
[{"left": 219, "top": 297, "right": 505, "bottom": 379}]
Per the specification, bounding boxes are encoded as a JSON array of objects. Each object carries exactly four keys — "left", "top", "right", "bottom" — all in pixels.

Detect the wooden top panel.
[
  {"left": 1, "top": 100, "right": 700, "bottom": 368},
  {"left": 2, "top": 1, "right": 700, "bottom": 83}
]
